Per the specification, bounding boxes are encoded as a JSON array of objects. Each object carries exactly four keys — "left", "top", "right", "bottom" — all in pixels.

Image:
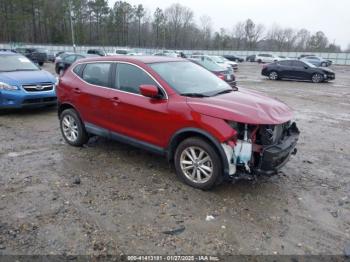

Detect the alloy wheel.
[
  {"left": 312, "top": 73, "right": 323, "bottom": 83},
  {"left": 269, "top": 71, "right": 278, "bottom": 80},
  {"left": 62, "top": 115, "right": 79, "bottom": 142},
  {"left": 180, "top": 146, "right": 213, "bottom": 184}
]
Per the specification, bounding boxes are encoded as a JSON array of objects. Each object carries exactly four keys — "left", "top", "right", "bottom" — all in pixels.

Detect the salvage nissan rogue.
[{"left": 57, "top": 56, "right": 299, "bottom": 189}]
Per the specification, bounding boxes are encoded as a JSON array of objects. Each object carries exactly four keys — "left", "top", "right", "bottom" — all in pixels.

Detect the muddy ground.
[{"left": 0, "top": 62, "right": 349, "bottom": 256}]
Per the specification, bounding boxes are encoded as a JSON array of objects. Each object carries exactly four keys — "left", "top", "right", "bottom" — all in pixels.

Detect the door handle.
[
  {"left": 110, "top": 96, "right": 120, "bottom": 105},
  {"left": 73, "top": 87, "right": 81, "bottom": 94}
]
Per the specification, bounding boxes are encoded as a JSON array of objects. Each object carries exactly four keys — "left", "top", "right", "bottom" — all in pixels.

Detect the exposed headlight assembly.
[{"left": 0, "top": 82, "right": 18, "bottom": 91}]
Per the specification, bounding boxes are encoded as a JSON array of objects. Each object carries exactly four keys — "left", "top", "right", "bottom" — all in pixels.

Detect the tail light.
[{"left": 217, "top": 73, "right": 225, "bottom": 80}]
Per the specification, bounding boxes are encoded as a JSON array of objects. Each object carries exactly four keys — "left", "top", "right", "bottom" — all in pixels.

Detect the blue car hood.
[{"left": 0, "top": 70, "right": 56, "bottom": 86}]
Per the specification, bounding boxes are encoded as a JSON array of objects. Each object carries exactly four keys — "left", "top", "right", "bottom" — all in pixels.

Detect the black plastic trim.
[{"left": 85, "top": 122, "right": 165, "bottom": 155}]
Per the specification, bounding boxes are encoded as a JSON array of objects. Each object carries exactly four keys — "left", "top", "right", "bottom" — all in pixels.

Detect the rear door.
[
  {"left": 75, "top": 62, "right": 116, "bottom": 130},
  {"left": 277, "top": 60, "right": 294, "bottom": 78}
]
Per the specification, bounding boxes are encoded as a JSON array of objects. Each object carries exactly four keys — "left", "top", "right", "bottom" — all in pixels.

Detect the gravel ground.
[{"left": 0, "top": 62, "right": 349, "bottom": 256}]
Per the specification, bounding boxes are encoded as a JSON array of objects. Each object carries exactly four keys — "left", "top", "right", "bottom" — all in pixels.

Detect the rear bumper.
[
  {"left": 0, "top": 89, "right": 56, "bottom": 109},
  {"left": 253, "top": 122, "right": 300, "bottom": 175}
]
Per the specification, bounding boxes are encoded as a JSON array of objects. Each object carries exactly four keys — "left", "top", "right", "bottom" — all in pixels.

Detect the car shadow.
[{"left": 0, "top": 105, "right": 57, "bottom": 116}]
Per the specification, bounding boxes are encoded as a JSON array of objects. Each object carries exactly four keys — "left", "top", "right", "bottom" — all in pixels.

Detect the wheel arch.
[
  {"left": 166, "top": 128, "right": 230, "bottom": 178},
  {"left": 58, "top": 102, "right": 80, "bottom": 119}
]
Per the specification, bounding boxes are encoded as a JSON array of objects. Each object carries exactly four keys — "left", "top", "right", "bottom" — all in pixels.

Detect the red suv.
[{"left": 57, "top": 56, "right": 299, "bottom": 189}]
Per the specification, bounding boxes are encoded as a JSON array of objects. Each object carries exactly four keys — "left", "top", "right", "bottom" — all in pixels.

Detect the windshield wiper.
[
  {"left": 180, "top": 93, "right": 209, "bottom": 97},
  {"left": 213, "top": 89, "right": 235, "bottom": 96}
]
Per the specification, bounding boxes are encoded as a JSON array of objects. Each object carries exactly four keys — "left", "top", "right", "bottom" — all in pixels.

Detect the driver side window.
[{"left": 115, "top": 63, "right": 159, "bottom": 95}]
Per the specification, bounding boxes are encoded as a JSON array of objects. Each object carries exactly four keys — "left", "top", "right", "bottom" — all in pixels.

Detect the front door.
[{"left": 109, "top": 62, "right": 169, "bottom": 148}]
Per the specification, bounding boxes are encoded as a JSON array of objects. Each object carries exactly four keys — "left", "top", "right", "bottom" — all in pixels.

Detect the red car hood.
[{"left": 186, "top": 88, "right": 293, "bottom": 125}]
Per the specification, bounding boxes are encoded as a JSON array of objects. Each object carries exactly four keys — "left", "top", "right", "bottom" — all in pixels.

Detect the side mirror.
[{"left": 139, "top": 85, "right": 159, "bottom": 98}]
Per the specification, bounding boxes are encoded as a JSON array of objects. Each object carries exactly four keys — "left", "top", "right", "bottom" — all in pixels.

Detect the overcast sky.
[{"left": 108, "top": 0, "right": 350, "bottom": 49}]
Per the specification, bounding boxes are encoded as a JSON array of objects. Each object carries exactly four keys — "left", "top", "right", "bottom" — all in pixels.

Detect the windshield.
[
  {"left": 0, "top": 55, "right": 39, "bottom": 72},
  {"left": 211, "top": 56, "right": 225, "bottom": 63},
  {"left": 149, "top": 61, "right": 231, "bottom": 96}
]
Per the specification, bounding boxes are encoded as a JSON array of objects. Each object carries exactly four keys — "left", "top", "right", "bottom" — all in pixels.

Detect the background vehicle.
[
  {"left": 55, "top": 53, "right": 96, "bottom": 75},
  {"left": 190, "top": 55, "right": 235, "bottom": 71},
  {"left": 153, "top": 50, "right": 179, "bottom": 57},
  {"left": 189, "top": 58, "right": 236, "bottom": 87},
  {"left": 223, "top": 54, "right": 244, "bottom": 62},
  {"left": 255, "top": 54, "right": 281, "bottom": 63},
  {"left": 15, "top": 47, "right": 47, "bottom": 66},
  {"left": 0, "top": 51, "right": 56, "bottom": 108},
  {"left": 278, "top": 55, "right": 291, "bottom": 60},
  {"left": 211, "top": 56, "right": 238, "bottom": 71},
  {"left": 246, "top": 54, "right": 256, "bottom": 62},
  {"left": 301, "top": 56, "right": 332, "bottom": 67},
  {"left": 87, "top": 49, "right": 107, "bottom": 56},
  {"left": 57, "top": 56, "right": 299, "bottom": 189},
  {"left": 111, "top": 49, "right": 141, "bottom": 56},
  {"left": 261, "top": 59, "right": 335, "bottom": 83}
]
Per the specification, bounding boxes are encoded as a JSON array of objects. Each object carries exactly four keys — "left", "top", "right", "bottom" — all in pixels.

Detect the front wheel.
[
  {"left": 269, "top": 71, "right": 279, "bottom": 80},
  {"left": 311, "top": 73, "right": 324, "bottom": 83},
  {"left": 60, "top": 109, "right": 88, "bottom": 146},
  {"left": 174, "top": 137, "right": 222, "bottom": 190}
]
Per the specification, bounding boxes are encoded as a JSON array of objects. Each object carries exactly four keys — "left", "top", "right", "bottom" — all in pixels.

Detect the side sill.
[{"left": 84, "top": 122, "right": 165, "bottom": 156}]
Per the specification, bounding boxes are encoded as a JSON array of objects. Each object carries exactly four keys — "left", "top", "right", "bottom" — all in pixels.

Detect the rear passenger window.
[
  {"left": 82, "top": 63, "right": 111, "bottom": 87},
  {"left": 116, "top": 63, "right": 156, "bottom": 94},
  {"left": 278, "top": 61, "right": 292, "bottom": 66},
  {"left": 73, "top": 64, "right": 83, "bottom": 76}
]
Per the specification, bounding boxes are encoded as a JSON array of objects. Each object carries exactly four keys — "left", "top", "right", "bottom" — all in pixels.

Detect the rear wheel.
[
  {"left": 60, "top": 109, "right": 88, "bottom": 146},
  {"left": 38, "top": 62, "right": 44, "bottom": 66},
  {"left": 174, "top": 137, "right": 222, "bottom": 190},
  {"left": 311, "top": 73, "right": 324, "bottom": 83},
  {"left": 269, "top": 71, "right": 279, "bottom": 80}
]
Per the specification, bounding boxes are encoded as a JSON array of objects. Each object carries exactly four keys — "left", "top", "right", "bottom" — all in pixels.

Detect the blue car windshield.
[{"left": 0, "top": 55, "right": 39, "bottom": 72}]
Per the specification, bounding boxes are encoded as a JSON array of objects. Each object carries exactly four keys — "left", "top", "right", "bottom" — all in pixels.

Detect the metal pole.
[{"left": 69, "top": 0, "right": 76, "bottom": 52}]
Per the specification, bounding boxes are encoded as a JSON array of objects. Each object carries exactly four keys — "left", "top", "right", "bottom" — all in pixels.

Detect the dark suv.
[
  {"left": 15, "top": 48, "right": 47, "bottom": 66},
  {"left": 57, "top": 56, "right": 299, "bottom": 189}
]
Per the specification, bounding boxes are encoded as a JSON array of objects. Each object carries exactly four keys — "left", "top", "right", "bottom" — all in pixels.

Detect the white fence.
[{"left": 1, "top": 43, "right": 350, "bottom": 65}]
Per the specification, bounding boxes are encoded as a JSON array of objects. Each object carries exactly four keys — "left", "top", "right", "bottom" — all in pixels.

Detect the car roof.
[{"left": 79, "top": 55, "right": 185, "bottom": 64}]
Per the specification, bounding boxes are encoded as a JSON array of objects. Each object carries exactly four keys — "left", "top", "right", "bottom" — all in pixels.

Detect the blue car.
[{"left": 0, "top": 51, "right": 57, "bottom": 109}]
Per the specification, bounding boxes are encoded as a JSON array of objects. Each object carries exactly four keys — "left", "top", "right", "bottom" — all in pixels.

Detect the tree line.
[{"left": 0, "top": 0, "right": 348, "bottom": 52}]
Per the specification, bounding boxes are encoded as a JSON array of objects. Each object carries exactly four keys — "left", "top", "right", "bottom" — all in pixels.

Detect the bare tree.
[{"left": 244, "top": 19, "right": 264, "bottom": 50}]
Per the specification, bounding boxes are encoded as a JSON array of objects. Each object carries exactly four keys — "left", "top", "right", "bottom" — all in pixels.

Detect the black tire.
[
  {"left": 174, "top": 137, "right": 222, "bottom": 190},
  {"left": 59, "top": 109, "right": 88, "bottom": 146},
  {"left": 38, "top": 62, "right": 44, "bottom": 66},
  {"left": 268, "top": 71, "right": 279, "bottom": 80},
  {"left": 311, "top": 73, "right": 324, "bottom": 83}
]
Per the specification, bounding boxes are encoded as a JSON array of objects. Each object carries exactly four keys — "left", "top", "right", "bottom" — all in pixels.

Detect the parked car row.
[{"left": 246, "top": 53, "right": 332, "bottom": 67}]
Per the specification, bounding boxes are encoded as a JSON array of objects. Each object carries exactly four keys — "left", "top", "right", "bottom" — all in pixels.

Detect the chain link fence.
[{"left": 1, "top": 43, "right": 349, "bottom": 65}]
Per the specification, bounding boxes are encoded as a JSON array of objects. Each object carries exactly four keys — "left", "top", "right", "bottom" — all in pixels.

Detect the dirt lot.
[{"left": 0, "top": 62, "right": 349, "bottom": 256}]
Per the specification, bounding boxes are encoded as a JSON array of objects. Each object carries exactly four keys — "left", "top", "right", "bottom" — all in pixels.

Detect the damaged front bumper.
[{"left": 222, "top": 122, "right": 300, "bottom": 179}]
